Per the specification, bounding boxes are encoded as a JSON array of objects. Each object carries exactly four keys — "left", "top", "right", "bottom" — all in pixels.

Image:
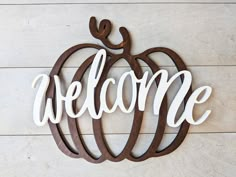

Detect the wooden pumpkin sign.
[{"left": 32, "top": 17, "right": 212, "bottom": 163}]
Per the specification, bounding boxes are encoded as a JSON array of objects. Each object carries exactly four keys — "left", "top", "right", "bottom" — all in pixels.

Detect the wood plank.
[
  {"left": 0, "top": 133, "right": 235, "bottom": 177},
  {"left": 1, "top": 0, "right": 236, "bottom": 4},
  {"left": 0, "top": 66, "right": 235, "bottom": 135},
  {"left": 0, "top": 4, "right": 235, "bottom": 67}
]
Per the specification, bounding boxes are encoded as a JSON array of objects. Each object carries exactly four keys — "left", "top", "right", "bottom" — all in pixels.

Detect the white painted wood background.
[{"left": 0, "top": 0, "right": 235, "bottom": 176}]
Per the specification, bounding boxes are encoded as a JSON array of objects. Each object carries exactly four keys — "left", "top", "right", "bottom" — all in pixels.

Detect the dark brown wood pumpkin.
[{"left": 46, "top": 17, "right": 192, "bottom": 163}]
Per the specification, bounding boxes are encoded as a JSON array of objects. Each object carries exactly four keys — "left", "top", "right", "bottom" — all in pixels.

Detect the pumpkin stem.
[{"left": 89, "top": 17, "right": 131, "bottom": 54}]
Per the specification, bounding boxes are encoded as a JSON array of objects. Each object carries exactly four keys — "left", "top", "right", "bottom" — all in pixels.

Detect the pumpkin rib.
[
  {"left": 140, "top": 47, "right": 192, "bottom": 157},
  {"left": 47, "top": 44, "right": 108, "bottom": 162},
  {"left": 93, "top": 53, "right": 144, "bottom": 162},
  {"left": 69, "top": 55, "right": 106, "bottom": 163},
  {"left": 126, "top": 56, "right": 168, "bottom": 162}
]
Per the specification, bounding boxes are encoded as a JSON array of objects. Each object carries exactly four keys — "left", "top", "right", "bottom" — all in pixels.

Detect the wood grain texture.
[
  {"left": 0, "top": 134, "right": 235, "bottom": 177},
  {"left": 1, "top": 0, "right": 236, "bottom": 4},
  {"left": 0, "top": 4, "right": 235, "bottom": 67},
  {"left": 0, "top": 66, "right": 235, "bottom": 135}
]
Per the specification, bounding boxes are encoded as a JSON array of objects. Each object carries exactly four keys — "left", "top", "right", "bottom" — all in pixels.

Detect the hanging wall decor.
[{"left": 32, "top": 17, "right": 212, "bottom": 163}]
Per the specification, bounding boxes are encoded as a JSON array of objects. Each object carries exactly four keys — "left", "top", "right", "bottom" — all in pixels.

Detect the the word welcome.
[{"left": 32, "top": 49, "right": 212, "bottom": 127}]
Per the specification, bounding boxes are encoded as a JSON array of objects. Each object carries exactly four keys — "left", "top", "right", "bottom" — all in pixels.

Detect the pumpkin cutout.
[{"left": 46, "top": 17, "right": 192, "bottom": 163}]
